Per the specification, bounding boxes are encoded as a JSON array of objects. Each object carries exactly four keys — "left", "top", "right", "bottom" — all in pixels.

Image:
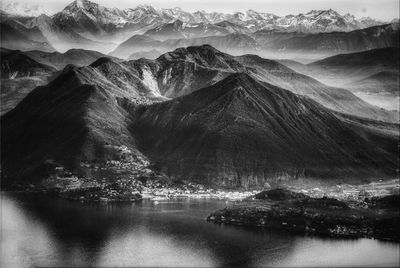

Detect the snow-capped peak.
[
  {"left": 63, "top": 0, "right": 97, "bottom": 12},
  {"left": 12, "top": 0, "right": 386, "bottom": 40},
  {"left": 1, "top": 1, "right": 51, "bottom": 17}
]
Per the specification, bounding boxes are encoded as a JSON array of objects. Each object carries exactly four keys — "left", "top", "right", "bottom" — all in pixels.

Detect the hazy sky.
[{"left": 3, "top": 0, "right": 400, "bottom": 21}]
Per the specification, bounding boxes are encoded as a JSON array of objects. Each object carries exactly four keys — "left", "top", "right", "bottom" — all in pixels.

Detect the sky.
[{"left": 2, "top": 0, "right": 399, "bottom": 21}]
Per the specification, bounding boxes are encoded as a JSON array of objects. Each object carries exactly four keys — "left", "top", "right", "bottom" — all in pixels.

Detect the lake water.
[{"left": 1, "top": 192, "right": 399, "bottom": 268}]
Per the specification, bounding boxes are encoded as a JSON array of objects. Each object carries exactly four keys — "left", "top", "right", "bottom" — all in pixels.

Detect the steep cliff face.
[{"left": 131, "top": 73, "right": 398, "bottom": 188}]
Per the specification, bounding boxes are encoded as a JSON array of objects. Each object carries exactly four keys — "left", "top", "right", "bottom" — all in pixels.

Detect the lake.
[{"left": 1, "top": 192, "right": 399, "bottom": 267}]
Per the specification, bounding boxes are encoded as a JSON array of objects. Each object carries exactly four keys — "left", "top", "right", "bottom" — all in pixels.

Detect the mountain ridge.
[
  {"left": 2, "top": 70, "right": 398, "bottom": 187},
  {"left": 1, "top": 0, "right": 395, "bottom": 53},
  {"left": 131, "top": 73, "right": 398, "bottom": 187}
]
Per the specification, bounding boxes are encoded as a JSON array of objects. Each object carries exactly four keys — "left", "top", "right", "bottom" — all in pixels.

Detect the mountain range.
[
  {"left": 1, "top": 1, "right": 50, "bottom": 17},
  {"left": 1, "top": 1, "right": 398, "bottom": 189},
  {"left": 1, "top": 45, "right": 398, "bottom": 188},
  {"left": 0, "top": 0, "right": 396, "bottom": 53},
  {"left": 1, "top": 1, "right": 386, "bottom": 33},
  {"left": 132, "top": 73, "right": 398, "bottom": 186},
  {"left": 0, "top": 47, "right": 116, "bottom": 115},
  {"left": 2, "top": 45, "right": 397, "bottom": 121},
  {"left": 280, "top": 47, "right": 400, "bottom": 110},
  {"left": 110, "top": 23, "right": 399, "bottom": 59}
]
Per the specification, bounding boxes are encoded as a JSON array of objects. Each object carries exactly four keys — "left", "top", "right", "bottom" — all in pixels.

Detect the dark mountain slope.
[
  {"left": 289, "top": 47, "right": 399, "bottom": 83},
  {"left": 235, "top": 54, "right": 398, "bottom": 122},
  {"left": 2, "top": 65, "right": 397, "bottom": 188},
  {"left": 132, "top": 73, "right": 398, "bottom": 188},
  {"left": 1, "top": 50, "right": 57, "bottom": 78},
  {"left": 310, "top": 47, "right": 399, "bottom": 68},
  {"left": 0, "top": 62, "right": 157, "bottom": 185},
  {"left": 0, "top": 53, "right": 159, "bottom": 116},
  {"left": 0, "top": 75, "right": 54, "bottom": 115},
  {"left": 347, "top": 71, "right": 400, "bottom": 95},
  {"left": 23, "top": 49, "right": 116, "bottom": 70},
  {"left": 254, "top": 23, "right": 399, "bottom": 52},
  {"left": 119, "top": 45, "right": 397, "bottom": 122},
  {"left": 0, "top": 49, "right": 58, "bottom": 115}
]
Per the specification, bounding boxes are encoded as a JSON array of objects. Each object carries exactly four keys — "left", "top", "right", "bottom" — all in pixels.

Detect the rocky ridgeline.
[{"left": 206, "top": 188, "right": 400, "bottom": 241}]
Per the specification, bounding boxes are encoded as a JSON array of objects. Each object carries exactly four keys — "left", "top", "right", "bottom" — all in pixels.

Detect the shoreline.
[
  {"left": 206, "top": 189, "right": 400, "bottom": 242},
  {"left": 2, "top": 177, "right": 399, "bottom": 203}
]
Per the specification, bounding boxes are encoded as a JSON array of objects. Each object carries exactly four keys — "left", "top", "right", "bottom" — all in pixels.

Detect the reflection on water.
[{"left": 1, "top": 193, "right": 399, "bottom": 267}]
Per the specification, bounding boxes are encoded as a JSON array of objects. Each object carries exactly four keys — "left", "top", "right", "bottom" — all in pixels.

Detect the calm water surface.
[{"left": 1, "top": 192, "right": 399, "bottom": 267}]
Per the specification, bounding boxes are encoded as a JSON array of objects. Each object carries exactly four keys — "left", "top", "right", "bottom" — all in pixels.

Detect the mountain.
[
  {"left": 2, "top": 68, "right": 398, "bottom": 187},
  {"left": 298, "top": 47, "right": 400, "bottom": 91},
  {"left": 225, "top": 9, "right": 383, "bottom": 32},
  {"left": 1, "top": 1, "right": 50, "bottom": 17},
  {"left": 152, "top": 45, "right": 245, "bottom": 97},
  {"left": 110, "top": 33, "right": 259, "bottom": 59},
  {"left": 235, "top": 54, "right": 398, "bottom": 122},
  {"left": 128, "top": 49, "right": 163, "bottom": 60},
  {"left": 274, "top": 9, "right": 384, "bottom": 33},
  {"left": 254, "top": 23, "right": 399, "bottom": 52},
  {"left": 0, "top": 57, "right": 170, "bottom": 185},
  {"left": 109, "top": 35, "right": 162, "bottom": 59},
  {"left": 227, "top": 10, "right": 279, "bottom": 31},
  {"left": 279, "top": 47, "right": 400, "bottom": 111},
  {"left": 107, "top": 45, "right": 398, "bottom": 122},
  {"left": 0, "top": 49, "right": 57, "bottom": 115},
  {"left": 310, "top": 47, "right": 399, "bottom": 68},
  {"left": 50, "top": 0, "right": 161, "bottom": 41},
  {"left": 132, "top": 73, "right": 398, "bottom": 187},
  {"left": 144, "top": 20, "right": 231, "bottom": 40},
  {"left": 1, "top": 49, "right": 56, "bottom": 78},
  {"left": 1, "top": 17, "right": 49, "bottom": 43},
  {"left": 111, "top": 23, "right": 399, "bottom": 60},
  {"left": 347, "top": 71, "right": 400, "bottom": 95},
  {"left": 22, "top": 48, "right": 117, "bottom": 69},
  {"left": 27, "top": 14, "right": 114, "bottom": 53},
  {"left": 214, "top": 21, "right": 252, "bottom": 35},
  {"left": 0, "top": 22, "right": 55, "bottom": 52},
  {"left": 0, "top": 48, "right": 119, "bottom": 114},
  {"left": 45, "top": 1, "right": 388, "bottom": 35},
  {"left": 3, "top": 44, "right": 394, "bottom": 123},
  {"left": 1, "top": 0, "right": 392, "bottom": 53},
  {"left": 0, "top": 75, "right": 53, "bottom": 115}
]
